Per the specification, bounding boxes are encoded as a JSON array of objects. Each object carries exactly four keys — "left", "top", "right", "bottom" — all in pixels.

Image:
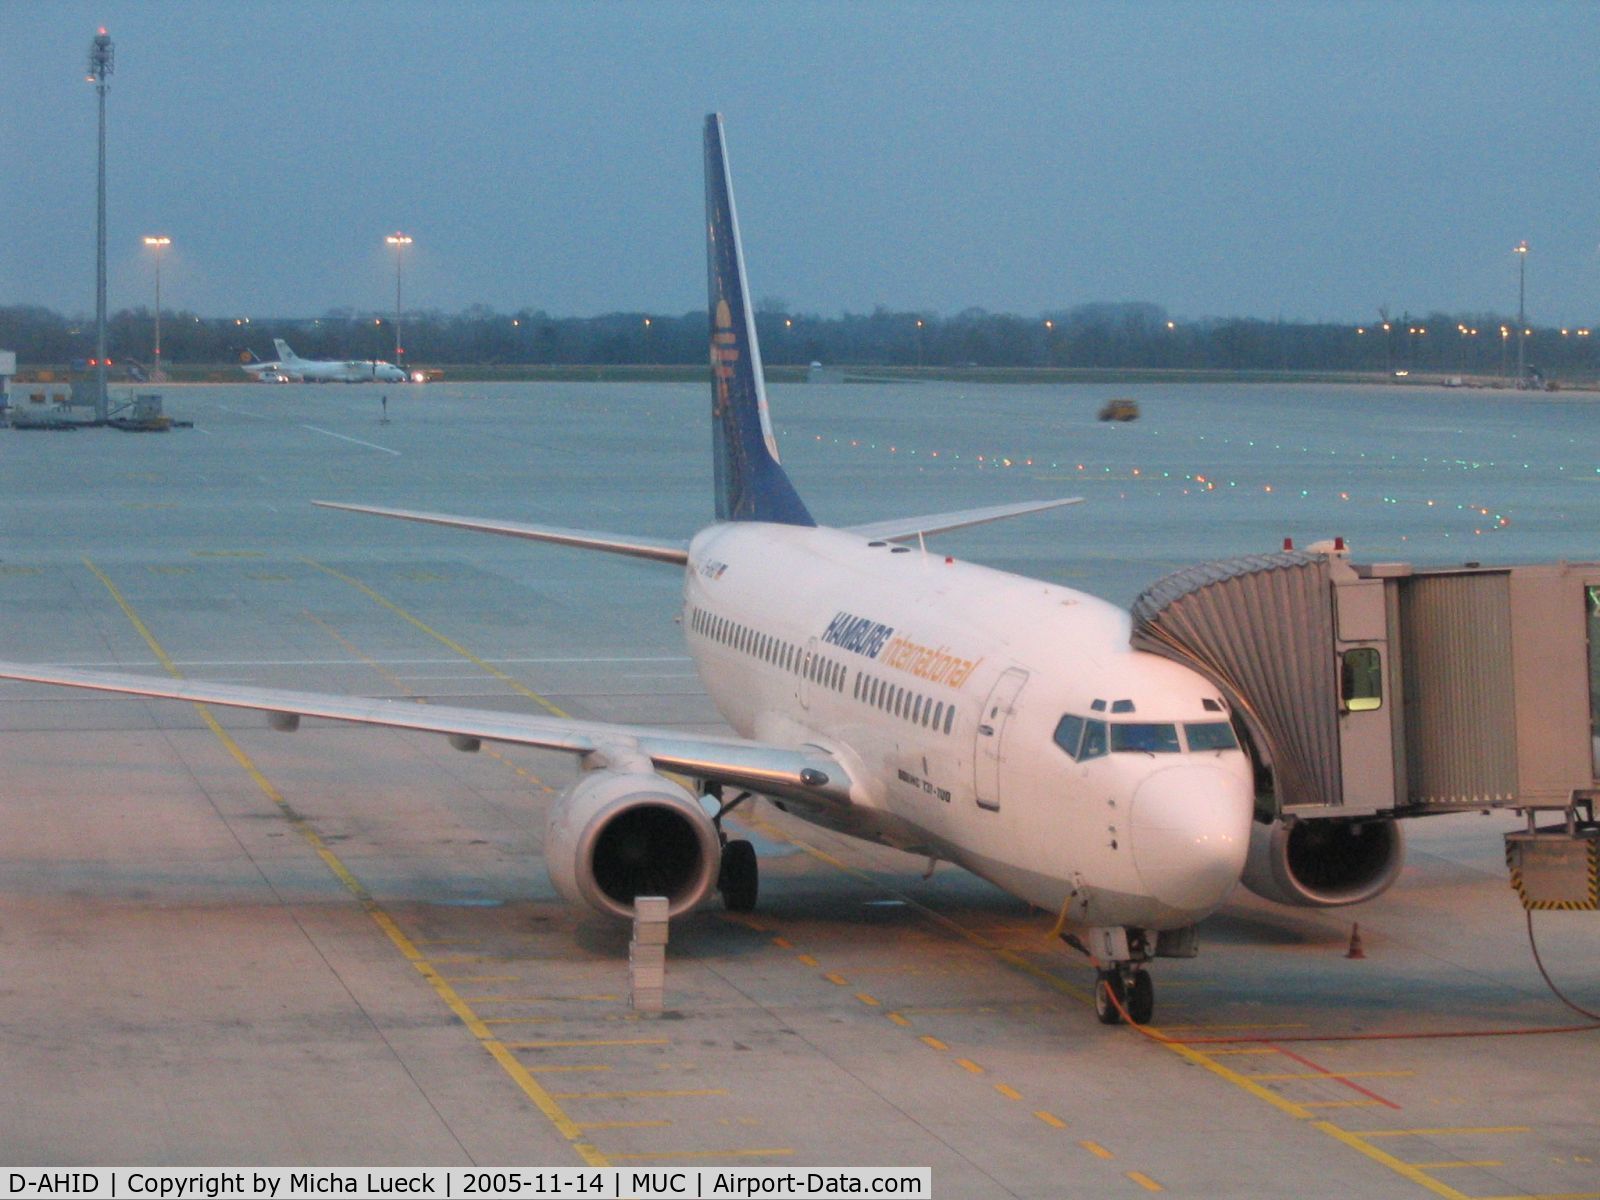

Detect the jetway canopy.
[{"left": 1131, "top": 551, "right": 1600, "bottom": 818}]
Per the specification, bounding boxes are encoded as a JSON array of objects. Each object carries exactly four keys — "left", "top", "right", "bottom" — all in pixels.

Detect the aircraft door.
[
  {"left": 973, "top": 668, "right": 1029, "bottom": 812},
  {"left": 799, "top": 636, "right": 818, "bottom": 710}
]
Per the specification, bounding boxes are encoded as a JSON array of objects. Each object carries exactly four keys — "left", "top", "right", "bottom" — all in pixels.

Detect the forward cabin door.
[{"left": 973, "top": 668, "right": 1029, "bottom": 812}]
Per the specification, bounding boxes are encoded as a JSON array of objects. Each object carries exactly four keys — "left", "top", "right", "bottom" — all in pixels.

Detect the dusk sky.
[{"left": 4, "top": 2, "right": 1598, "bottom": 326}]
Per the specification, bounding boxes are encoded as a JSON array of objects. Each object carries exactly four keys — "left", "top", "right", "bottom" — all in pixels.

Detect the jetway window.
[
  {"left": 1341, "top": 647, "right": 1383, "bottom": 712},
  {"left": 1111, "top": 723, "right": 1181, "bottom": 754},
  {"left": 1183, "top": 722, "right": 1239, "bottom": 752}
]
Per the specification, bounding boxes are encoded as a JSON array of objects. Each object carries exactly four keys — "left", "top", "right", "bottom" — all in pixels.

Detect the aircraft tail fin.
[
  {"left": 273, "top": 338, "right": 298, "bottom": 363},
  {"left": 704, "top": 114, "right": 813, "bottom": 526}
]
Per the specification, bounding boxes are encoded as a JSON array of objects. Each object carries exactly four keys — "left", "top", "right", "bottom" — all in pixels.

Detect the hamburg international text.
[{"left": 1, "top": 1172, "right": 931, "bottom": 1200}]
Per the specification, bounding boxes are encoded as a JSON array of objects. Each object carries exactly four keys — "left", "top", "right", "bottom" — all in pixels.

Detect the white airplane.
[
  {"left": 240, "top": 339, "right": 407, "bottom": 384},
  {"left": 3, "top": 115, "right": 1324, "bottom": 1025}
]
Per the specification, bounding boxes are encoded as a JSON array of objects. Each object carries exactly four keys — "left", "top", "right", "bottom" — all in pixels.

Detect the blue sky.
[{"left": 3, "top": 1, "right": 1597, "bottom": 324}]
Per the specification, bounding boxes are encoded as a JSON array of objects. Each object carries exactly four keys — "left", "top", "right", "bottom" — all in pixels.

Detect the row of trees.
[{"left": 2, "top": 300, "right": 1596, "bottom": 380}]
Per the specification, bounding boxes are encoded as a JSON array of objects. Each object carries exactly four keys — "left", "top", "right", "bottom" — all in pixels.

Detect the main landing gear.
[{"left": 707, "top": 784, "right": 759, "bottom": 913}]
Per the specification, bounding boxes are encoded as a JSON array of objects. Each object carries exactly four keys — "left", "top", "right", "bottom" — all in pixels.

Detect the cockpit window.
[
  {"left": 1079, "top": 719, "right": 1108, "bottom": 760},
  {"left": 1052, "top": 714, "right": 1085, "bottom": 759},
  {"left": 1184, "top": 721, "right": 1240, "bottom": 752},
  {"left": 1110, "top": 723, "right": 1181, "bottom": 754}
]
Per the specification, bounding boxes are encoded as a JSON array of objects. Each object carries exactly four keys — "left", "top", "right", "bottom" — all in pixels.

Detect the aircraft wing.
[
  {"left": 314, "top": 502, "right": 691, "bottom": 565},
  {"left": 0, "top": 661, "right": 853, "bottom": 811},
  {"left": 845, "top": 496, "right": 1084, "bottom": 542}
]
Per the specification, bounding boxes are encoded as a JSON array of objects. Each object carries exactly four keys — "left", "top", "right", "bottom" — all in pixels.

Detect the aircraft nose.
[{"left": 1130, "top": 765, "right": 1253, "bottom": 916}]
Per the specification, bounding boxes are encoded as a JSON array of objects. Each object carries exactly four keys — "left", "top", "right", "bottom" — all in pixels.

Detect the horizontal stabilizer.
[
  {"left": 314, "top": 501, "right": 690, "bottom": 564},
  {"left": 846, "top": 496, "right": 1084, "bottom": 543}
]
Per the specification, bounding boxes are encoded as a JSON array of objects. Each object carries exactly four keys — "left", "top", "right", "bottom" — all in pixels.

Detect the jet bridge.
[{"left": 1131, "top": 548, "right": 1600, "bottom": 909}]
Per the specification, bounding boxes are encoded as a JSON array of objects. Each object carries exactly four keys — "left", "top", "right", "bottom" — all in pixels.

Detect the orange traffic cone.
[{"left": 1346, "top": 923, "right": 1366, "bottom": 959}]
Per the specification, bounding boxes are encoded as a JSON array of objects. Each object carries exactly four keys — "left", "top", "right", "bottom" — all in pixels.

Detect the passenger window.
[
  {"left": 1110, "top": 723, "right": 1181, "bottom": 753},
  {"left": 1053, "top": 714, "right": 1085, "bottom": 760},
  {"left": 1342, "top": 647, "right": 1383, "bottom": 712},
  {"left": 1184, "top": 721, "right": 1239, "bottom": 752},
  {"left": 1079, "top": 720, "right": 1108, "bottom": 760}
]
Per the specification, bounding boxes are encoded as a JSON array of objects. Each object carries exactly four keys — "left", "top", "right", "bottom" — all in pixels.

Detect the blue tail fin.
[{"left": 704, "top": 114, "right": 814, "bottom": 526}]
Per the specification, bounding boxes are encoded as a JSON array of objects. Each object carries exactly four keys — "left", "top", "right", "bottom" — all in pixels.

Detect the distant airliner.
[
  {"left": 4, "top": 116, "right": 1352, "bottom": 1025},
  {"left": 241, "top": 339, "right": 407, "bottom": 384}
]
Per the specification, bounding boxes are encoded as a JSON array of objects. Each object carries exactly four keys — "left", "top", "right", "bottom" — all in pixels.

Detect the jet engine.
[
  {"left": 543, "top": 767, "right": 722, "bottom": 919},
  {"left": 1239, "top": 815, "right": 1404, "bottom": 908}
]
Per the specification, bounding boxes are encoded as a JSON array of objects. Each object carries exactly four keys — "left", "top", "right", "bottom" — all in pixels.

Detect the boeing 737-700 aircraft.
[
  {"left": 5, "top": 116, "right": 1300, "bottom": 1025},
  {"left": 241, "top": 338, "right": 407, "bottom": 383}
]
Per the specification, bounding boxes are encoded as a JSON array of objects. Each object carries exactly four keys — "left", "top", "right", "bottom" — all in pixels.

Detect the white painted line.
[{"left": 301, "top": 424, "right": 401, "bottom": 455}]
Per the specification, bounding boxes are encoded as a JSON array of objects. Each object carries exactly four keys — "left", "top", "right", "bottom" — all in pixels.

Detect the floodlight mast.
[{"left": 88, "top": 27, "right": 114, "bottom": 422}]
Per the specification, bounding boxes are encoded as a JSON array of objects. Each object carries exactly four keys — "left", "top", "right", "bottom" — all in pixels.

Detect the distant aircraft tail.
[
  {"left": 273, "top": 338, "right": 299, "bottom": 364},
  {"left": 704, "top": 114, "right": 813, "bottom": 526}
]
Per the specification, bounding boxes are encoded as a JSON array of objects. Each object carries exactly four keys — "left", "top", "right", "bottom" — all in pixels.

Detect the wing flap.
[
  {"left": 846, "top": 496, "right": 1083, "bottom": 542},
  {"left": 0, "top": 662, "right": 850, "bottom": 809},
  {"left": 314, "top": 501, "right": 690, "bottom": 564}
]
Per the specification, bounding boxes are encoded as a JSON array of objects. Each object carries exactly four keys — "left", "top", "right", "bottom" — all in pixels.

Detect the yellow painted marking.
[
  {"left": 1412, "top": 1162, "right": 1506, "bottom": 1170},
  {"left": 1153, "top": 1042, "right": 1313, "bottom": 1121},
  {"left": 797, "top": 954, "right": 820, "bottom": 968},
  {"left": 771, "top": 936, "right": 793, "bottom": 950},
  {"left": 609, "top": 1149, "right": 793, "bottom": 1162},
  {"left": 1034, "top": 1111, "right": 1067, "bottom": 1129},
  {"left": 994, "top": 1084, "right": 1022, "bottom": 1101},
  {"left": 1312, "top": 1122, "right": 1475, "bottom": 1200},
  {"left": 469, "top": 995, "right": 619, "bottom": 1003},
  {"left": 1160, "top": 1023, "right": 1308, "bottom": 1033},
  {"left": 81, "top": 558, "right": 609, "bottom": 1168},
  {"left": 855, "top": 993, "right": 881, "bottom": 1007},
  {"left": 1203, "top": 1047, "right": 1283, "bottom": 1057},
  {"left": 1127, "top": 1173, "right": 1164, "bottom": 1193},
  {"left": 1081, "top": 1141, "right": 1115, "bottom": 1160},
  {"left": 919, "top": 1035, "right": 948, "bottom": 1051},
  {"left": 887, "top": 1011, "right": 912, "bottom": 1027},
  {"left": 955, "top": 1057, "right": 984, "bottom": 1075},
  {"left": 301, "top": 557, "right": 570, "bottom": 716},
  {"left": 574, "top": 1121, "right": 672, "bottom": 1131},
  {"left": 528, "top": 1065, "right": 612, "bottom": 1074},
  {"left": 550, "top": 1089, "right": 728, "bottom": 1100},
  {"left": 1357, "top": 1127, "right": 1533, "bottom": 1139},
  {"left": 482, "top": 1017, "right": 560, "bottom": 1025},
  {"left": 1246, "top": 1070, "right": 1416, "bottom": 1082},
  {"left": 505, "top": 1038, "right": 668, "bottom": 1049},
  {"left": 823, "top": 972, "right": 849, "bottom": 986}
]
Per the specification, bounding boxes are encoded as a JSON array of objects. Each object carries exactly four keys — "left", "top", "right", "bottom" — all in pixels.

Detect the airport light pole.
[
  {"left": 143, "top": 236, "right": 170, "bottom": 380},
  {"left": 386, "top": 233, "right": 411, "bottom": 369},
  {"left": 1515, "top": 241, "right": 1528, "bottom": 387},
  {"left": 88, "top": 27, "right": 114, "bottom": 422}
]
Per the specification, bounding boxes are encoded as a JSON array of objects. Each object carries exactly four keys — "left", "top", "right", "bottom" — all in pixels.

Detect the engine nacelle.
[
  {"left": 543, "top": 767, "right": 722, "bottom": 920},
  {"left": 1240, "top": 816, "right": 1404, "bottom": 908}
]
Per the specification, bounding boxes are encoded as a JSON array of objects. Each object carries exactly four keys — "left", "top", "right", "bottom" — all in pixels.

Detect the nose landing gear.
[{"left": 1093, "top": 965, "right": 1154, "bottom": 1025}]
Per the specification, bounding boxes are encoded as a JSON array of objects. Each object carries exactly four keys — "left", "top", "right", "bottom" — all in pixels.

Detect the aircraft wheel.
[
  {"left": 1126, "top": 968, "right": 1155, "bottom": 1025},
  {"left": 719, "top": 838, "right": 758, "bottom": 913},
  {"left": 1093, "top": 970, "right": 1125, "bottom": 1025}
]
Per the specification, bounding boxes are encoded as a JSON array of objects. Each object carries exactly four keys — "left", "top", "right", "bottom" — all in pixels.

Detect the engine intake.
[
  {"left": 1240, "top": 816, "right": 1404, "bottom": 908},
  {"left": 544, "top": 768, "right": 722, "bottom": 919}
]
